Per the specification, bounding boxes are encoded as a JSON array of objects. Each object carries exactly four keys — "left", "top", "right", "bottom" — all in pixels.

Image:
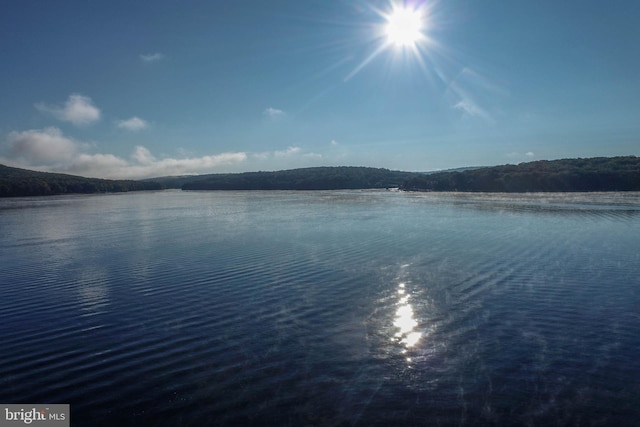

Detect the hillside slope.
[
  {"left": 0, "top": 164, "right": 163, "bottom": 197},
  {"left": 401, "top": 156, "right": 640, "bottom": 192},
  {"left": 181, "top": 167, "right": 417, "bottom": 190}
]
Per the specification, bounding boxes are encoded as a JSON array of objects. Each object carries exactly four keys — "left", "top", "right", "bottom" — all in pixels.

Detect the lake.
[{"left": 1, "top": 190, "right": 639, "bottom": 426}]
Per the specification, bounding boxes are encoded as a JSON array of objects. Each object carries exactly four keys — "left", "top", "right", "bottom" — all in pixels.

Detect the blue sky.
[{"left": 1, "top": 0, "right": 638, "bottom": 179}]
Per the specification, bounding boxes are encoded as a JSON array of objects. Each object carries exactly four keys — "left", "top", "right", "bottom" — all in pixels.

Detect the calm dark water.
[{"left": 1, "top": 190, "right": 639, "bottom": 426}]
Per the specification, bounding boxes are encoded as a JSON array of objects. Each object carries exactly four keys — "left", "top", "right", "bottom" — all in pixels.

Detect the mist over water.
[{"left": 1, "top": 190, "right": 639, "bottom": 425}]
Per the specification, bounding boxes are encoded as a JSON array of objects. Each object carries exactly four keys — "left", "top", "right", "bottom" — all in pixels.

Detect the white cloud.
[
  {"left": 7, "top": 127, "right": 77, "bottom": 164},
  {"left": 3, "top": 127, "right": 247, "bottom": 179},
  {"left": 65, "top": 149, "right": 248, "bottom": 179},
  {"left": 67, "top": 148, "right": 247, "bottom": 179},
  {"left": 65, "top": 146, "right": 247, "bottom": 179},
  {"left": 69, "top": 153, "right": 130, "bottom": 177},
  {"left": 116, "top": 116, "right": 149, "bottom": 131},
  {"left": 263, "top": 107, "right": 285, "bottom": 118},
  {"left": 250, "top": 152, "right": 270, "bottom": 161},
  {"left": 330, "top": 139, "right": 338, "bottom": 146},
  {"left": 274, "top": 146, "right": 301, "bottom": 158},
  {"left": 249, "top": 146, "right": 322, "bottom": 167},
  {"left": 35, "top": 94, "right": 101, "bottom": 126},
  {"left": 3, "top": 127, "right": 329, "bottom": 180},
  {"left": 140, "top": 53, "right": 166, "bottom": 63},
  {"left": 245, "top": 146, "right": 322, "bottom": 170},
  {"left": 132, "top": 146, "right": 156, "bottom": 164},
  {"left": 525, "top": 151, "right": 535, "bottom": 157}
]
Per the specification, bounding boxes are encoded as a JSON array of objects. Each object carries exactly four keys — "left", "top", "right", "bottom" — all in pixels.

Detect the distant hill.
[
  {"left": 3, "top": 156, "right": 639, "bottom": 197},
  {"left": 0, "top": 164, "right": 163, "bottom": 197},
  {"left": 141, "top": 174, "right": 215, "bottom": 189},
  {"left": 181, "top": 167, "right": 417, "bottom": 191},
  {"left": 401, "top": 156, "right": 640, "bottom": 192},
  {"left": 421, "top": 166, "right": 484, "bottom": 174}
]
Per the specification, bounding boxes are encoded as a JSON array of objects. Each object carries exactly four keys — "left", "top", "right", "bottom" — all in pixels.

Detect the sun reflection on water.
[{"left": 393, "top": 280, "right": 422, "bottom": 352}]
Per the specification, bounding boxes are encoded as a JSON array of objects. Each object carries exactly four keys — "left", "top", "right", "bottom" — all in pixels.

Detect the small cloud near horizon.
[
  {"left": 506, "top": 151, "right": 536, "bottom": 161},
  {"left": 115, "top": 116, "right": 149, "bottom": 131},
  {"left": 252, "top": 146, "right": 322, "bottom": 162},
  {"left": 303, "top": 152, "right": 322, "bottom": 160},
  {"left": 35, "top": 94, "right": 101, "bottom": 127},
  {"left": 274, "top": 146, "right": 300, "bottom": 158},
  {"left": 140, "top": 53, "right": 166, "bottom": 63}
]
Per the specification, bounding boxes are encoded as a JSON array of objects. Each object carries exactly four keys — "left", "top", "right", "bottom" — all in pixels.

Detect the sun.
[
  {"left": 384, "top": 5, "right": 425, "bottom": 48},
  {"left": 343, "top": 1, "right": 434, "bottom": 81}
]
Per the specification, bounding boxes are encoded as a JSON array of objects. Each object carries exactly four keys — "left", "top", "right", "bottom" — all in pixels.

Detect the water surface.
[{"left": 1, "top": 190, "right": 639, "bottom": 425}]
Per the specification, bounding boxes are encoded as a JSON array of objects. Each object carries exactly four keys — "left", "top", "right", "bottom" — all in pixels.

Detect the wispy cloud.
[
  {"left": 446, "top": 67, "right": 505, "bottom": 124},
  {"left": 263, "top": 107, "right": 286, "bottom": 118},
  {"left": 140, "top": 53, "right": 166, "bottom": 63},
  {"left": 35, "top": 94, "right": 101, "bottom": 126},
  {"left": 68, "top": 149, "right": 247, "bottom": 179},
  {"left": 451, "top": 95, "right": 495, "bottom": 123},
  {"left": 3, "top": 128, "right": 330, "bottom": 179},
  {"left": 250, "top": 146, "right": 323, "bottom": 165},
  {"left": 452, "top": 99, "right": 488, "bottom": 120},
  {"left": 2, "top": 127, "right": 246, "bottom": 179},
  {"left": 330, "top": 139, "right": 339, "bottom": 146},
  {"left": 274, "top": 146, "right": 300, "bottom": 158},
  {"left": 115, "top": 116, "right": 149, "bottom": 131}
]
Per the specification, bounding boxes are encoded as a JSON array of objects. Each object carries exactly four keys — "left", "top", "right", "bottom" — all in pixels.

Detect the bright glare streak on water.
[{"left": 393, "top": 274, "right": 422, "bottom": 352}]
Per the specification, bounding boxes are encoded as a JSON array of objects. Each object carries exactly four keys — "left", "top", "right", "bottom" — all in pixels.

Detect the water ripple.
[{"left": 1, "top": 190, "right": 639, "bottom": 425}]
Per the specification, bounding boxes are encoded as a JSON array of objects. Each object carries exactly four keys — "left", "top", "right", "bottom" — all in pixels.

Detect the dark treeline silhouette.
[
  {"left": 182, "top": 167, "right": 415, "bottom": 190},
  {"left": 0, "top": 164, "right": 163, "bottom": 197},
  {"left": 401, "top": 156, "right": 640, "bottom": 192},
  {"left": 3, "top": 156, "right": 639, "bottom": 196}
]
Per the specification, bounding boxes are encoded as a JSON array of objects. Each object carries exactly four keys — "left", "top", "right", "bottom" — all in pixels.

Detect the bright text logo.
[{"left": 0, "top": 405, "right": 69, "bottom": 426}]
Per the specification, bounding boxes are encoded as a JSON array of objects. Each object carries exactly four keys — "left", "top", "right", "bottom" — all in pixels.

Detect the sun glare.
[
  {"left": 344, "top": 1, "right": 434, "bottom": 81},
  {"left": 385, "top": 6, "right": 424, "bottom": 48}
]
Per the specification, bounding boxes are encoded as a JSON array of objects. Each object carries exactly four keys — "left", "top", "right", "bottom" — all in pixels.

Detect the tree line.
[
  {"left": 182, "top": 167, "right": 415, "bottom": 191},
  {"left": 3, "top": 156, "right": 638, "bottom": 197},
  {"left": 400, "top": 156, "right": 640, "bottom": 192},
  {"left": 0, "top": 164, "right": 163, "bottom": 197}
]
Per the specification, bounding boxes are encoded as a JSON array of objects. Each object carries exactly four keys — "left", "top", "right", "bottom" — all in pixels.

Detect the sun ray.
[{"left": 344, "top": 43, "right": 389, "bottom": 81}]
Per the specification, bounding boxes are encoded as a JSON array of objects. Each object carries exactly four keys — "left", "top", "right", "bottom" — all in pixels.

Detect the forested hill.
[
  {"left": 401, "top": 156, "right": 640, "bottom": 192},
  {"left": 3, "top": 156, "right": 639, "bottom": 196},
  {"left": 0, "top": 164, "right": 163, "bottom": 197},
  {"left": 182, "top": 167, "right": 415, "bottom": 190}
]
